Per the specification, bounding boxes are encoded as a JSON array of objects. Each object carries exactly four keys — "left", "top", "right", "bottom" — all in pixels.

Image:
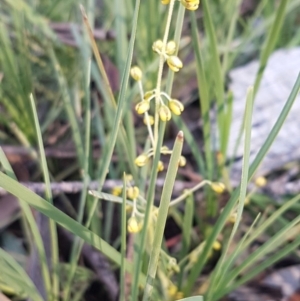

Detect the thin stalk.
[
  {"left": 63, "top": 59, "right": 92, "bottom": 301},
  {"left": 154, "top": 0, "right": 176, "bottom": 147},
  {"left": 30, "top": 94, "right": 59, "bottom": 301}
]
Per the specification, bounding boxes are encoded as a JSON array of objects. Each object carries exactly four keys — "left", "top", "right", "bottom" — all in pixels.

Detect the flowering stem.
[
  {"left": 154, "top": 0, "right": 176, "bottom": 150},
  {"left": 170, "top": 180, "right": 212, "bottom": 207},
  {"left": 138, "top": 81, "right": 155, "bottom": 146}
]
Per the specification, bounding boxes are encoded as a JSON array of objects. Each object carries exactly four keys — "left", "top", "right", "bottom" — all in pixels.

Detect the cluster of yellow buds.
[
  {"left": 131, "top": 66, "right": 185, "bottom": 121},
  {"left": 111, "top": 186, "right": 122, "bottom": 196},
  {"left": 134, "top": 90, "right": 156, "bottom": 116},
  {"left": 127, "top": 186, "right": 139, "bottom": 199},
  {"left": 180, "top": 0, "right": 200, "bottom": 10},
  {"left": 166, "top": 257, "right": 180, "bottom": 274},
  {"left": 167, "top": 284, "right": 180, "bottom": 300},
  {"left": 161, "top": 0, "right": 200, "bottom": 11},
  {"left": 127, "top": 216, "right": 143, "bottom": 233},
  {"left": 152, "top": 40, "right": 183, "bottom": 73},
  {"left": 134, "top": 154, "right": 149, "bottom": 167}
]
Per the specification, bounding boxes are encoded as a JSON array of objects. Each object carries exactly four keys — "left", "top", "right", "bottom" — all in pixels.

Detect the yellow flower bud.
[
  {"left": 126, "top": 204, "right": 133, "bottom": 213},
  {"left": 130, "top": 66, "right": 142, "bottom": 81},
  {"left": 134, "top": 154, "right": 149, "bottom": 166},
  {"left": 167, "top": 56, "right": 183, "bottom": 72},
  {"left": 127, "top": 186, "right": 139, "bottom": 199},
  {"left": 228, "top": 212, "right": 237, "bottom": 224},
  {"left": 245, "top": 197, "right": 250, "bottom": 205},
  {"left": 166, "top": 40, "right": 177, "bottom": 55},
  {"left": 144, "top": 90, "right": 155, "bottom": 101},
  {"left": 216, "top": 151, "right": 224, "bottom": 165},
  {"left": 167, "top": 257, "right": 180, "bottom": 273},
  {"left": 175, "top": 291, "right": 184, "bottom": 299},
  {"left": 255, "top": 176, "right": 267, "bottom": 187},
  {"left": 178, "top": 156, "right": 186, "bottom": 167},
  {"left": 159, "top": 105, "right": 171, "bottom": 121},
  {"left": 135, "top": 100, "right": 150, "bottom": 114},
  {"left": 157, "top": 160, "right": 164, "bottom": 172},
  {"left": 152, "top": 39, "right": 164, "bottom": 53},
  {"left": 181, "top": 0, "right": 200, "bottom": 10},
  {"left": 161, "top": 0, "right": 170, "bottom": 4},
  {"left": 213, "top": 241, "right": 222, "bottom": 251},
  {"left": 168, "top": 284, "right": 178, "bottom": 298},
  {"left": 211, "top": 182, "right": 226, "bottom": 194},
  {"left": 168, "top": 99, "right": 184, "bottom": 115},
  {"left": 127, "top": 216, "right": 143, "bottom": 233},
  {"left": 143, "top": 115, "right": 154, "bottom": 126},
  {"left": 111, "top": 186, "right": 122, "bottom": 196}
]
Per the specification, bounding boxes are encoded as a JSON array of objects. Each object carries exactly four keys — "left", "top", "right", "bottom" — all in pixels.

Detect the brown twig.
[{"left": 0, "top": 179, "right": 195, "bottom": 197}]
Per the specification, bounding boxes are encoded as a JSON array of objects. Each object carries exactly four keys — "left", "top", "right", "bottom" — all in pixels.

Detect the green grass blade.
[
  {"left": 0, "top": 171, "right": 119, "bottom": 267},
  {"left": 178, "top": 297, "right": 203, "bottom": 301},
  {"left": 0, "top": 149, "right": 52, "bottom": 298},
  {"left": 253, "top": 0, "right": 289, "bottom": 96},
  {"left": 178, "top": 193, "right": 194, "bottom": 289},
  {"left": 223, "top": 213, "right": 300, "bottom": 290},
  {"left": 202, "top": 0, "right": 226, "bottom": 154},
  {"left": 217, "top": 235, "right": 300, "bottom": 300},
  {"left": 227, "top": 193, "right": 300, "bottom": 268},
  {"left": 142, "top": 131, "right": 184, "bottom": 301},
  {"left": 62, "top": 58, "right": 92, "bottom": 301},
  {"left": 184, "top": 73, "right": 300, "bottom": 295},
  {"left": 191, "top": 12, "right": 212, "bottom": 180},
  {"left": 130, "top": 122, "right": 166, "bottom": 301},
  {"left": 30, "top": 94, "right": 59, "bottom": 300},
  {"left": 206, "top": 87, "right": 254, "bottom": 299},
  {"left": 49, "top": 48, "right": 84, "bottom": 167},
  {"left": 0, "top": 248, "right": 43, "bottom": 301}
]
